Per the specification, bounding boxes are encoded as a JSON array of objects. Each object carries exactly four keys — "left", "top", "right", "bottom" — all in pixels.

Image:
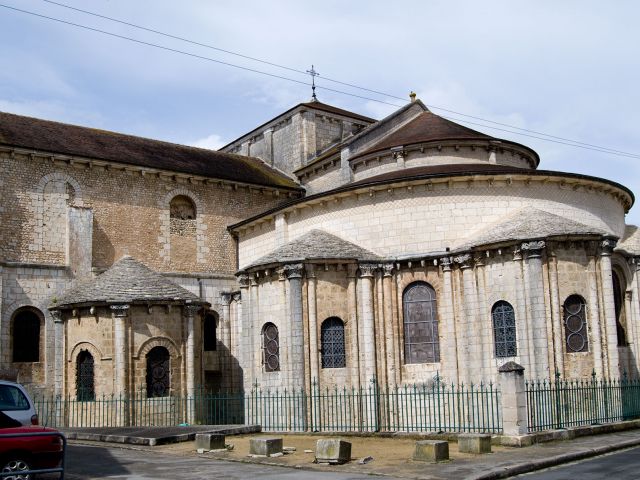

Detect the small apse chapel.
[{"left": 1, "top": 94, "right": 639, "bottom": 404}]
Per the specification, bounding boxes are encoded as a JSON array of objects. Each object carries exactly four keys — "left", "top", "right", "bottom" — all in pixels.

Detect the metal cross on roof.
[{"left": 306, "top": 65, "right": 319, "bottom": 101}]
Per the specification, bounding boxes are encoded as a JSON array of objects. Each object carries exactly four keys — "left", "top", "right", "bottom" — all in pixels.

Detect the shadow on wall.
[{"left": 92, "top": 220, "right": 115, "bottom": 269}]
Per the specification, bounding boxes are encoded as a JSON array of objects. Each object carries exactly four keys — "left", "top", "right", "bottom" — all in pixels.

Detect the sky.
[{"left": 1, "top": 1, "right": 639, "bottom": 223}]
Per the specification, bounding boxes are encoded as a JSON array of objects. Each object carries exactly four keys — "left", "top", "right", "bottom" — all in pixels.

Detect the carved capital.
[
  {"left": 453, "top": 253, "right": 473, "bottom": 269},
  {"left": 220, "top": 291, "right": 233, "bottom": 306},
  {"left": 473, "top": 253, "right": 486, "bottom": 267},
  {"left": 249, "top": 273, "right": 259, "bottom": 287},
  {"left": 277, "top": 267, "right": 287, "bottom": 281},
  {"left": 439, "top": 256, "right": 452, "bottom": 272},
  {"left": 382, "top": 263, "right": 395, "bottom": 277},
  {"left": 50, "top": 309, "right": 63, "bottom": 323},
  {"left": 513, "top": 247, "right": 523, "bottom": 261},
  {"left": 110, "top": 304, "right": 130, "bottom": 317},
  {"left": 521, "top": 240, "right": 546, "bottom": 259},
  {"left": 284, "top": 263, "right": 304, "bottom": 279},
  {"left": 600, "top": 238, "right": 617, "bottom": 256},
  {"left": 232, "top": 291, "right": 242, "bottom": 303},
  {"left": 358, "top": 263, "right": 379, "bottom": 278},
  {"left": 183, "top": 304, "right": 200, "bottom": 317},
  {"left": 238, "top": 273, "right": 251, "bottom": 288}
]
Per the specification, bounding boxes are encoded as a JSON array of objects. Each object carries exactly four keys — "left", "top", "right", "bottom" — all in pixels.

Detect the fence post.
[{"left": 498, "top": 362, "right": 528, "bottom": 435}]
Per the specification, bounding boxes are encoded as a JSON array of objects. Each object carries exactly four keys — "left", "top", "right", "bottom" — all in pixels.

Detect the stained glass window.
[
  {"left": 321, "top": 317, "right": 346, "bottom": 368},
  {"left": 492, "top": 301, "right": 517, "bottom": 358},
  {"left": 403, "top": 282, "right": 440, "bottom": 364},
  {"left": 262, "top": 323, "right": 280, "bottom": 372},
  {"left": 563, "top": 295, "right": 588, "bottom": 353},
  {"left": 146, "top": 346, "right": 170, "bottom": 397}
]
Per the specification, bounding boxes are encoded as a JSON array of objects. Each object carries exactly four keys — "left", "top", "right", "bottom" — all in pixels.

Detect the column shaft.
[{"left": 600, "top": 240, "right": 619, "bottom": 376}]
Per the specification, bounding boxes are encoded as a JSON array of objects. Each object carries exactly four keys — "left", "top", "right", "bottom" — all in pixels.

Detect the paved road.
[
  {"left": 62, "top": 443, "right": 389, "bottom": 479},
  {"left": 515, "top": 446, "right": 640, "bottom": 479}
]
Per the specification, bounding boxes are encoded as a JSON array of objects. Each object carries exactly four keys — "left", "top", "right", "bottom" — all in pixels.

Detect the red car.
[{"left": 0, "top": 419, "right": 64, "bottom": 479}]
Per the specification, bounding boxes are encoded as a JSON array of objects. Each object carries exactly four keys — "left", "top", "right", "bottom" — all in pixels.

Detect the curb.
[{"left": 471, "top": 437, "right": 640, "bottom": 479}]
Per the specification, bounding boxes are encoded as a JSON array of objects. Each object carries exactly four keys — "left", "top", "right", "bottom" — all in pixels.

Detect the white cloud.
[{"left": 189, "top": 133, "right": 226, "bottom": 150}]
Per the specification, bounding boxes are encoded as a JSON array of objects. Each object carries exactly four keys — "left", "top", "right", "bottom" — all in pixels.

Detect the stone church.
[{"left": 1, "top": 95, "right": 639, "bottom": 407}]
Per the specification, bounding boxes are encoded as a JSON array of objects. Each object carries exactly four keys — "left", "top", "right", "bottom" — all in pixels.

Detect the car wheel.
[{"left": 1, "top": 457, "right": 32, "bottom": 480}]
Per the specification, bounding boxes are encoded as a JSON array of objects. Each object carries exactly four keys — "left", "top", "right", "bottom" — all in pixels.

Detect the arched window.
[
  {"left": 492, "top": 301, "right": 517, "bottom": 358},
  {"left": 146, "top": 346, "right": 170, "bottom": 397},
  {"left": 262, "top": 323, "right": 280, "bottom": 372},
  {"left": 76, "top": 351, "right": 95, "bottom": 401},
  {"left": 612, "top": 271, "right": 628, "bottom": 346},
  {"left": 563, "top": 295, "right": 588, "bottom": 353},
  {"left": 12, "top": 309, "right": 41, "bottom": 363},
  {"left": 204, "top": 313, "right": 218, "bottom": 351},
  {"left": 169, "top": 195, "right": 197, "bottom": 237},
  {"left": 403, "top": 282, "right": 439, "bottom": 364},
  {"left": 321, "top": 317, "right": 346, "bottom": 368}
]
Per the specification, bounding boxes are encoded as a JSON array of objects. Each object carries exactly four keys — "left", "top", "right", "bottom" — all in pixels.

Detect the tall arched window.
[
  {"left": 146, "top": 346, "right": 171, "bottom": 397},
  {"left": 76, "top": 351, "right": 95, "bottom": 401},
  {"left": 612, "top": 271, "right": 628, "bottom": 346},
  {"left": 204, "top": 313, "right": 218, "bottom": 351},
  {"left": 492, "top": 301, "right": 517, "bottom": 358},
  {"left": 262, "top": 323, "right": 280, "bottom": 372},
  {"left": 12, "top": 309, "right": 41, "bottom": 363},
  {"left": 563, "top": 295, "right": 588, "bottom": 353},
  {"left": 321, "top": 317, "right": 346, "bottom": 368},
  {"left": 169, "top": 195, "right": 196, "bottom": 237},
  {"left": 403, "top": 282, "right": 439, "bottom": 364}
]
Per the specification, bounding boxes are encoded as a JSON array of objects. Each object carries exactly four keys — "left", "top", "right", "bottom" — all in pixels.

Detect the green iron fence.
[
  {"left": 526, "top": 373, "right": 640, "bottom": 432},
  {"left": 32, "top": 378, "right": 502, "bottom": 434}
]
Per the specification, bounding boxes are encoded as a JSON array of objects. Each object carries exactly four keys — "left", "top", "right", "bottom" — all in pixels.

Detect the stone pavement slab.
[{"left": 61, "top": 424, "right": 259, "bottom": 445}]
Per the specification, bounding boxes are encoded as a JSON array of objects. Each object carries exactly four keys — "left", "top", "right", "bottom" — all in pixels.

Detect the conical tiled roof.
[
  {"left": 51, "top": 256, "right": 205, "bottom": 309},
  {"left": 243, "top": 229, "right": 380, "bottom": 270},
  {"left": 616, "top": 225, "right": 640, "bottom": 255},
  {"left": 454, "top": 208, "right": 610, "bottom": 250}
]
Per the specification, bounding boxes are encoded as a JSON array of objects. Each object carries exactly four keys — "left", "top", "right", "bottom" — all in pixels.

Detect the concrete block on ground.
[
  {"left": 315, "top": 439, "right": 352, "bottom": 465},
  {"left": 195, "top": 433, "right": 225, "bottom": 451},
  {"left": 458, "top": 434, "right": 492, "bottom": 454},
  {"left": 249, "top": 437, "right": 283, "bottom": 457},
  {"left": 413, "top": 440, "right": 449, "bottom": 462}
]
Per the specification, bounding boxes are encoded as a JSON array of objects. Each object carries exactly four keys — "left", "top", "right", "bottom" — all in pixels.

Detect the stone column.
[
  {"left": 358, "top": 263, "right": 378, "bottom": 384},
  {"left": 473, "top": 253, "right": 490, "bottom": 379},
  {"left": 382, "top": 264, "right": 397, "bottom": 387},
  {"left": 51, "top": 310, "right": 65, "bottom": 398},
  {"left": 232, "top": 291, "right": 242, "bottom": 391},
  {"left": 454, "top": 254, "right": 475, "bottom": 384},
  {"left": 599, "top": 239, "right": 619, "bottom": 377},
  {"left": 439, "top": 257, "right": 459, "bottom": 383},
  {"left": 547, "top": 248, "right": 564, "bottom": 376},
  {"left": 306, "top": 264, "right": 319, "bottom": 386},
  {"left": 184, "top": 304, "right": 199, "bottom": 424},
  {"left": 249, "top": 274, "right": 260, "bottom": 379},
  {"left": 347, "top": 264, "right": 361, "bottom": 389},
  {"left": 110, "top": 304, "right": 130, "bottom": 396},
  {"left": 587, "top": 244, "right": 604, "bottom": 377},
  {"left": 498, "top": 362, "right": 528, "bottom": 436},
  {"left": 359, "top": 263, "right": 379, "bottom": 431},
  {"left": 513, "top": 247, "right": 533, "bottom": 376},
  {"left": 522, "top": 241, "right": 549, "bottom": 378},
  {"left": 238, "top": 274, "right": 252, "bottom": 390},
  {"left": 284, "top": 263, "right": 305, "bottom": 391}
]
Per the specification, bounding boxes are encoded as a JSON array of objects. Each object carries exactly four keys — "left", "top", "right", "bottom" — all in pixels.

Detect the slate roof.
[
  {"left": 299, "top": 101, "right": 375, "bottom": 123},
  {"left": 243, "top": 230, "right": 380, "bottom": 269},
  {"left": 0, "top": 111, "right": 300, "bottom": 190},
  {"left": 51, "top": 256, "right": 206, "bottom": 309},
  {"left": 455, "top": 208, "right": 610, "bottom": 250},
  {"left": 616, "top": 225, "right": 640, "bottom": 255},
  {"left": 351, "top": 109, "right": 540, "bottom": 165}
]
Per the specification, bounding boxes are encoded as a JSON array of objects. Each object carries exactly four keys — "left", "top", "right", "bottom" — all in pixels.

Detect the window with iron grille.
[
  {"left": 321, "top": 317, "right": 346, "bottom": 368},
  {"left": 146, "top": 346, "right": 171, "bottom": 397},
  {"left": 204, "top": 313, "right": 217, "bottom": 351},
  {"left": 12, "top": 309, "right": 41, "bottom": 363},
  {"left": 76, "top": 350, "right": 95, "bottom": 401},
  {"left": 403, "top": 282, "right": 440, "bottom": 364},
  {"left": 563, "top": 295, "right": 589, "bottom": 353},
  {"left": 492, "top": 301, "right": 517, "bottom": 358},
  {"left": 262, "top": 323, "right": 280, "bottom": 372}
]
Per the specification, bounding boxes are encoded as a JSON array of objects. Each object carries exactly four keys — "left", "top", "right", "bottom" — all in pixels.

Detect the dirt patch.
[{"left": 153, "top": 433, "right": 510, "bottom": 475}]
